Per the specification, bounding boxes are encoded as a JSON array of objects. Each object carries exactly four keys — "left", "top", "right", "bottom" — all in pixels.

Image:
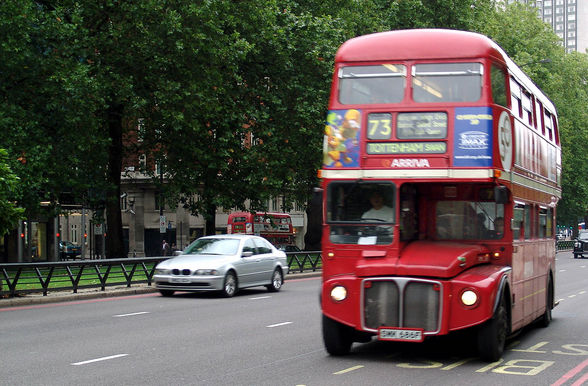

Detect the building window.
[{"left": 71, "top": 224, "right": 78, "bottom": 244}]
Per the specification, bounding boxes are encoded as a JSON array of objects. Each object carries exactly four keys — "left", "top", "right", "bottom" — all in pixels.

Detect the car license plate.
[
  {"left": 378, "top": 327, "right": 424, "bottom": 342},
  {"left": 170, "top": 277, "right": 191, "bottom": 284}
]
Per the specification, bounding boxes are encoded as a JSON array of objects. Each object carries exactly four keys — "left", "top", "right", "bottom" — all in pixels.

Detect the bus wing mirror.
[{"left": 494, "top": 186, "right": 509, "bottom": 204}]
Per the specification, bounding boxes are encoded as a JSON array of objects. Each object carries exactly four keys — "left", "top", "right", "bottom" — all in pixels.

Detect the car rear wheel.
[
  {"left": 266, "top": 269, "right": 283, "bottom": 292},
  {"left": 222, "top": 271, "right": 237, "bottom": 297},
  {"left": 159, "top": 290, "right": 175, "bottom": 297}
]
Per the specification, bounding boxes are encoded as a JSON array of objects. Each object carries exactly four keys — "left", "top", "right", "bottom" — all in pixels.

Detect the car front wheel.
[
  {"left": 266, "top": 269, "right": 283, "bottom": 292},
  {"left": 222, "top": 271, "right": 237, "bottom": 297}
]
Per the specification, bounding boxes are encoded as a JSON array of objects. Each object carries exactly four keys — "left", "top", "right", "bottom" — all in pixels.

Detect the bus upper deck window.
[
  {"left": 413, "top": 63, "right": 483, "bottom": 103},
  {"left": 491, "top": 64, "right": 507, "bottom": 107},
  {"left": 338, "top": 64, "right": 406, "bottom": 105}
]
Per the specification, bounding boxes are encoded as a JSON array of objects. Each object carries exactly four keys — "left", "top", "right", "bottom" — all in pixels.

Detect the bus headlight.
[
  {"left": 461, "top": 289, "right": 479, "bottom": 307},
  {"left": 330, "top": 285, "right": 347, "bottom": 302}
]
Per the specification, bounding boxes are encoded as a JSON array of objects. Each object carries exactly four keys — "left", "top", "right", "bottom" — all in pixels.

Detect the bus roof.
[
  {"left": 335, "top": 29, "right": 557, "bottom": 113},
  {"left": 336, "top": 29, "right": 504, "bottom": 63}
]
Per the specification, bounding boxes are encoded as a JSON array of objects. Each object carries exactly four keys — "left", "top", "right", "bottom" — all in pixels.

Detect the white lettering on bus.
[{"left": 390, "top": 159, "right": 431, "bottom": 168}]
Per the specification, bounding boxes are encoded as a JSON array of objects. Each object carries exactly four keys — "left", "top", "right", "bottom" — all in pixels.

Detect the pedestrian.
[{"left": 162, "top": 239, "right": 170, "bottom": 256}]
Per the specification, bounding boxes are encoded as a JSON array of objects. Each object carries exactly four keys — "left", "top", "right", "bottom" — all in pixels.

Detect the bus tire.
[
  {"left": 539, "top": 276, "right": 554, "bottom": 328},
  {"left": 322, "top": 314, "right": 353, "bottom": 356},
  {"left": 477, "top": 294, "right": 508, "bottom": 362}
]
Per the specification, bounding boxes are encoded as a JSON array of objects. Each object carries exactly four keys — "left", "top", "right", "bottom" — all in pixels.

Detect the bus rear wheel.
[
  {"left": 477, "top": 294, "right": 508, "bottom": 362},
  {"left": 322, "top": 314, "right": 353, "bottom": 355},
  {"left": 539, "top": 276, "right": 554, "bottom": 327}
]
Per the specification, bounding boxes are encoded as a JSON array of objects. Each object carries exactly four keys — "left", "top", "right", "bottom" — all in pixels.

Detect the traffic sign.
[{"left": 160, "top": 216, "right": 166, "bottom": 233}]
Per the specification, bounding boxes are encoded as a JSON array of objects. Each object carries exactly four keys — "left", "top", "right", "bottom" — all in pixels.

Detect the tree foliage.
[
  {"left": 0, "top": 149, "right": 24, "bottom": 236},
  {"left": 1, "top": 0, "right": 586, "bottom": 255}
]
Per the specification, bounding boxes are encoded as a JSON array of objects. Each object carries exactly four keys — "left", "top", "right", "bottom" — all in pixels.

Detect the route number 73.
[{"left": 368, "top": 113, "right": 392, "bottom": 139}]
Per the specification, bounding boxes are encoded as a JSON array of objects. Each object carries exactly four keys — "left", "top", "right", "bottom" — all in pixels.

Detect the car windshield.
[
  {"left": 579, "top": 232, "right": 588, "bottom": 241},
  {"left": 184, "top": 238, "right": 240, "bottom": 255}
]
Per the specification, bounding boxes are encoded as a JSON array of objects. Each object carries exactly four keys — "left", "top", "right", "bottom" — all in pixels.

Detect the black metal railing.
[
  {"left": 0, "top": 252, "right": 323, "bottom": 298},
  {"left": 557, "top": 240, "right": 574, "bottom": 251}
]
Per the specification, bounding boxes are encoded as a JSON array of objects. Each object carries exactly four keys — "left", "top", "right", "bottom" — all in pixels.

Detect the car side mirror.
[
  {"left": 174, "top": 250, "right": 182, "bottom": 256},
  {"left": 242, "top": 251, "right": 253, "bottom": 257}
]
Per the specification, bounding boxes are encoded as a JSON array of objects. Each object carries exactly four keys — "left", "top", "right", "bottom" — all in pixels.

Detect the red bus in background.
[
  {"left": 227, "top": 212, "right": 295, "bottom": 249},
  {"left": 320, "top": 29, "right": 561, "bottom": 361}
]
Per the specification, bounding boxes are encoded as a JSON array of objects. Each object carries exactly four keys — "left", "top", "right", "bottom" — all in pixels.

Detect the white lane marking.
[
  {"left": 333, "top": 365, "right": 364, "bottom": 375},
  {"left": 113, "top": 311, "right": 150, "bottom": 318},
  {"left": 71, "top": 354, "right": 128, "bottom": 366},
  {"left": 249, "top": 296, "right": 271, "bottom": 300},
  {"left": 266, "top": 321, "right": 292, "bottom": 328}
]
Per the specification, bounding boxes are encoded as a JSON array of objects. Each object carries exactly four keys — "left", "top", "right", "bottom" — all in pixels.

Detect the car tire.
[
  {"left": 539, "top": 276, "right": 554, "bottom": 328},
  {"left": 159, "top": 290, "right": 175, "bottom": 297},
  {"left": 322, "top": 314, "right": 353, "bottom": 356},
  {"left": 477, "top": 294, "right": 508, "bottom": 362},
  {"left": 222, "top": 271, "right": 237, "bottom": 298},
  {"left": 266, "top": 269, "right": 283, "bottom": 292},
  {"left": 574, "top": 254, "right": 579, "bottom": 259}
]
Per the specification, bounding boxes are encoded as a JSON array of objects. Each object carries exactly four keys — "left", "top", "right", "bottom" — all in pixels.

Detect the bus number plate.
[{"left": 378, "top": 328, "right": 423, "bottom": 342}]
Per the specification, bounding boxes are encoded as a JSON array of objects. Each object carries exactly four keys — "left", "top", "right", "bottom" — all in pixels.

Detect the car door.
[
  {"left": 238, "top": 238, "right": 262, "bottom": 286},
  {"left": 252, "top": 238, "right": 277, "bottom": 284}
]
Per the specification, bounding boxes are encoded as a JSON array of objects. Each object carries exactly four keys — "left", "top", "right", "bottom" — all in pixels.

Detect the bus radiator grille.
[{"left": 363, "top": 280, "right": 440, "bottom": 332}]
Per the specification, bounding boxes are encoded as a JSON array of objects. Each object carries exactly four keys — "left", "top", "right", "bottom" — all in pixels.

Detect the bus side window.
[
  {"left": 513, "top": 203, "right": 524, "bottom": 240},
  {"left": 524, "top": 204, "right": 532, "bottom": 240},
  {"left": 491, "top": 64, "right": 507, "bottom": 107}
]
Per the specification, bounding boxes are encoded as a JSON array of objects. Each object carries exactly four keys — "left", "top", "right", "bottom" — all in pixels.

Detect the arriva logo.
[
  {"left": 458, "top": 131, "right": 488, "bottom": 150},
  {"left": 391, "top": 159, "right": 431, "bottom": 168}
]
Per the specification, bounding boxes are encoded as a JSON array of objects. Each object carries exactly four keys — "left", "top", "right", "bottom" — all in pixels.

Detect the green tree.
[
  {"left": 0, "top": 149, "right": 24, "bottom": 236},
  {"left": 480, "top": 3, "right": 588, "bottom": 231},
  {"left": 1, "top": 0, "right": 108, "bottom": 232}
]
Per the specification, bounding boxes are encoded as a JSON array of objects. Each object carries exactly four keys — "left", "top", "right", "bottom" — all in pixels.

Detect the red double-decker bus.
[
  {"left": 319, "top": 29, "right": 561, "bottom": 361},
  {"left": 227, "top": 212, "right": 295, "bottom": 248}
]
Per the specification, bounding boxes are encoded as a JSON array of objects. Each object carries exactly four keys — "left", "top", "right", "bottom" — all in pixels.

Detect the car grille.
[
  {"left": 363, "top": 278, "right": 441, "bottom": 332},
  {"left": 172, "top": 269, "right": 192, "bottom": 275}
]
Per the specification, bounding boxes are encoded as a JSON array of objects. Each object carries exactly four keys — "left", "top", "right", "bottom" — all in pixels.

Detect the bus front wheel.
[
  {"left": 477, "top": 294, "right": 508, "bottom": 362},
  {"left": 322, "top": 314, "right": 353, "bottom": 355}
]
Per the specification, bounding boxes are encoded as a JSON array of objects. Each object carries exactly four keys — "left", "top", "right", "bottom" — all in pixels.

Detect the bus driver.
[{"left": 362, "top": 190, "right": 395, "bottom": 223}]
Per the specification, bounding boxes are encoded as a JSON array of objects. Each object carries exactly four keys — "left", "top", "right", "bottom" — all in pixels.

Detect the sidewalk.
[{"left": 0, "top": 271, "right": 321, "bottom": 308}]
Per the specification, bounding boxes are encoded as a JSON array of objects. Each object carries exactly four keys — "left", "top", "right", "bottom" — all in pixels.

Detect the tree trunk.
[
  {"left": 205, "top": 203, "right": 217, "bottom": 236},
  {"left": 105, "top": 103, "right": 126, "bottom": 258}
]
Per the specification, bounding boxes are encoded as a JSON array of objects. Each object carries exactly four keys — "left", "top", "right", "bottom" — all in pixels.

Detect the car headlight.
[
  {"left": 195, "top": 269, "right": 219, "bottom": 276},
  {"left": 330, "top": 285, "right": 347, "bottom": 302},
  {"left": 460, "top": 289, "right": 479, "bottom": 307},
  {"left": 155, "top": 268, "right": 169, "bottom": 275}
]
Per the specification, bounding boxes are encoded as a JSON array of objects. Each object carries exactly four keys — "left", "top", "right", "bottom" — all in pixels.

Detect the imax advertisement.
[{"left": 453, "top": 107, "right": 493, "bottom": 167}]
